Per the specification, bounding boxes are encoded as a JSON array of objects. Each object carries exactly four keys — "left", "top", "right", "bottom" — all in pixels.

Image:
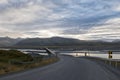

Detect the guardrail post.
[
  {"left": 85, "top": 52, "right": 87, "bottom": 56},
  {"left": 88, "top": 53, "right": 90, "bottom": 56},
  {"left": 108, "top": 51, "right": 112, "bottom": 59},
  {"left": 109, "top": 60, "right": 111, "bottom": 65},
  {"left": 115, "top": 61, "right": 118, "bottom": 68},
  {"left": 105, "top": 60, "right": 107, "bottom": 64},
  {"left": 76, "top": 53, "right": 78, "bottom": 57}
]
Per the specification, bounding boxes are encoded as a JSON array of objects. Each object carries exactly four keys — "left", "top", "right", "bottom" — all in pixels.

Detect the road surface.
[{"left": 0, "top": 56, "right": 120, "bottom": 80}]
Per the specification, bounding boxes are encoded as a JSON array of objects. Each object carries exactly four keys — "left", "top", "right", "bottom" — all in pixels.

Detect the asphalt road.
[{"left": 0, "top": 56, "right": 120, "bottom": 80}]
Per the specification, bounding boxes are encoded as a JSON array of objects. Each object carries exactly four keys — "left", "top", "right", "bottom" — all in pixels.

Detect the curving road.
[{"left": 0, "top": 56, "right": 120, "bottom": 80}]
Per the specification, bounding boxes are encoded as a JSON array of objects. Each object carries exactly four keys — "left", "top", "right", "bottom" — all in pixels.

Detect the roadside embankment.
[{"left": 0, "top": 50, "right": 59, "bottom": 75}]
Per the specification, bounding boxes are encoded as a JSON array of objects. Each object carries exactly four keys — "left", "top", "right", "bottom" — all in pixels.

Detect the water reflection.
[{"left": 61, "top": 51, "right": 120, "bottom": 59}]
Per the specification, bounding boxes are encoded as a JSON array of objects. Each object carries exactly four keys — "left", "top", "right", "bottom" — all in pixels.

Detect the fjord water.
[
  {"left": 61, "top": 51, "right": 120, "bottom": 59},
  {"left": 19, "top": 49, "right": 120, "bottom": 59},
  {"left": 3, "top": 48, "right": 120, "bottom": 59}
]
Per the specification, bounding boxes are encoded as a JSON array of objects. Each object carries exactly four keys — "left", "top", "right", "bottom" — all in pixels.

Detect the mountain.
[
  {"left": 112, "top": 39, "right": 120, "bottom": 42},
  {"left": 14, "top": 37, "right": 120, "bottom": 50},
  {"left": 0, "top": 37, "right": 22, "bottom": 47},
  {"left": 15, "top": 37, "right": 85, "bottom": 47},
  {"left": 1, "top": 37, "right": 120, "bottom": 50}
]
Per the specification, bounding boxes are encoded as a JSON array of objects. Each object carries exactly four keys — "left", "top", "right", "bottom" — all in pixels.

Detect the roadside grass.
[
  {"left": 0, "top": 50, "right": 59, "bottom": 75},
  {"left": 85, "top": 57, "right": 120, "bottom": 70},
  {"left": 0, "top": 49, "right": 33, "bottom": 62},
  {"left": 22, "top": 57, "right": 59, "bottom": 69}
]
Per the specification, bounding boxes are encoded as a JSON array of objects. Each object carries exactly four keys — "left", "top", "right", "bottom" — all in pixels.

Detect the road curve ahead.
[{"left": 0, "top": 56, "right": 120, "bottom": 80}]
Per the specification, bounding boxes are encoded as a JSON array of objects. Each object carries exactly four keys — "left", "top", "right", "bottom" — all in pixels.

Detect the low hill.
[{"left": 0, "top": 50, "right": 33, "bottom": 62}]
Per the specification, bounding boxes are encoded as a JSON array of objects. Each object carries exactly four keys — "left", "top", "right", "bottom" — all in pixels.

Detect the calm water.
[
  {"left": 1, "top": 48, "right": 120, "bottom": 59},
  {"left": 0, "top": 48, "right": 48, "bottom": 56},
  {"left": 61, "top": 51, "right": 120, "bottom": 59},
  {"left": 18, "top": 49, "right": 48, "bottom": 55}
]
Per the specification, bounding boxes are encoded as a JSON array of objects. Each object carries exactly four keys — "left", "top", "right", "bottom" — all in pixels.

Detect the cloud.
[
  {"left": 0, "top": 1, "right": 53, "bottom": 24},
  {"left": 0, "top": 0, "right": 120, "bottom": 41},
  {"left": 77, "top": 18, "right": 120, "bottom": 41},
  {"left": 23, "top": 28, "right": 63, "bottom": 38},
  {"left": 0, "top": 0, "right": 8, "bottom": 4}
]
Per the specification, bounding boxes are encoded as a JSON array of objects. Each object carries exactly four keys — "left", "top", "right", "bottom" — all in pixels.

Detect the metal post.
[
  {"left": 115, "top": 61, "right": 118, "bottom": 68},
  {"left": 105, "top": 60, "right": 107, "bottom": 64},
  {"left": 89, "top": 53, "right": 90, "bottom": 56},
  {"left": 109, "top": 61, "right": 111, "bottom": 65},
  {"left": 76, "top": 53, "right": 78, "bottom": 57},
  {"left": 85, "top": 52, "right": 87, "bottom": 56},
  {"left": 108, "top": 51, "right": 112, "bottom": 59}
]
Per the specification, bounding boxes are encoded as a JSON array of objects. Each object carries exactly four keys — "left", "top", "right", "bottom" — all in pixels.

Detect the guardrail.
[
  {"left": 103, "top": 58, "right": 120, "bottom": 68},
  {"left": 86, "top": 56, "right": 120, "bottom": 68},
  {"left": 45, "top": 48, "right": 57, "bottom": 57}
]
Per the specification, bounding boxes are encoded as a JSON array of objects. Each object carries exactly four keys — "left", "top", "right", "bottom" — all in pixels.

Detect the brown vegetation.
[{"left": 0, "top": 50, "right": 59, "bottom": 75}]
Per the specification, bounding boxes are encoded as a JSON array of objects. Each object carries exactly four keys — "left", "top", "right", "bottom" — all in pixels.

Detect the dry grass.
[
  {"left": 0, "top": 57, "right": 59, "bottom": 75},
  {"left": 0, "top": 63, "right": 24, "bottom": 75}
]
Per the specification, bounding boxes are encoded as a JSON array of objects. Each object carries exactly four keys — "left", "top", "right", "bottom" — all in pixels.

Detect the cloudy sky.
[{"left": 0, "top": 0, "right": 120, "bottom": 41}]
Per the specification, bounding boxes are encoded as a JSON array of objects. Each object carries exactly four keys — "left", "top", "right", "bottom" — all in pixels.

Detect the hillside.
[
  {"left": 0, "top": 50, "right": 33, "bottom": 62},
  {"left": 0, "top": 37, "right": 22, "bottom": 47},
  {"left": 0, "top": 49, "right": 58, "bottom": 75}
]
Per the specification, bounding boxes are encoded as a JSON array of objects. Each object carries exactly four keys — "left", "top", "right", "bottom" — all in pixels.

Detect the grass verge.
[
  {"left": 0, "top": 57, "right": 59, "bottom": 75},
  {"left": 84, "top": 57, "right": 120, "bottom": 70},
  {"left": 0, "top": 49, "right": 59, "bottom": 75}
]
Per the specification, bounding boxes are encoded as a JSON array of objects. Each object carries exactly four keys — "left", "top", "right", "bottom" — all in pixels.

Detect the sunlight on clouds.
[
  {"left": 21, "top": 29, "right": 63, "bottom": 38},
  {"left": 38, "top": 30, "right": 58, "bottom": 37},
  {"left": 0, "top": 29, "right": 62, "bottom": 38},
  {"left": 0, "top": 0, "right": 8, "bottom": 4},
  {"left": 37, "top": 28, "right": 63, "bottom": 38},
  {"left": 0, "top": 32, "right": 25, "bottom": 38}
]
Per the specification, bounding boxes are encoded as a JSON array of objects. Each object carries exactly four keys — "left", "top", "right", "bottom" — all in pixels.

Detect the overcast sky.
[{"left": 0, "top": 0, "right": 120, "bottom": 41}]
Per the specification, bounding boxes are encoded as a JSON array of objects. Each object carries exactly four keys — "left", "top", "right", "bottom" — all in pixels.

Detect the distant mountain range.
[
  {"left": 0, "top": 37, "right": 120, "bottom": 50},
  {"left": 0, "top": 37, "right": 22, "bottom": 47},
  {"left": 15, "top": 37, "right": 85, "bottom": 46}
]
